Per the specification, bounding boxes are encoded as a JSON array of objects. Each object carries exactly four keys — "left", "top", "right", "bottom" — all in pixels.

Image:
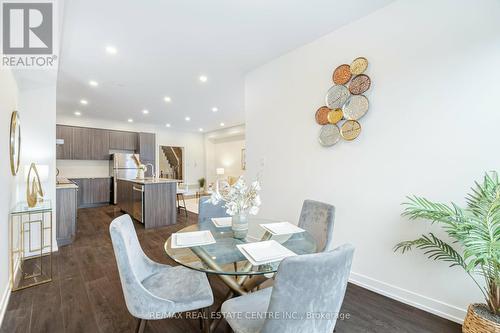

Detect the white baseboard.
[{"left": 349, "top": 271, "right": 465, "bottom": 324}]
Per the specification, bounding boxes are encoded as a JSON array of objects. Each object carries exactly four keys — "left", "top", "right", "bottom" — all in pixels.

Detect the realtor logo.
[{"left": 1, "top": 0, "right": 57, "bottom": 68}]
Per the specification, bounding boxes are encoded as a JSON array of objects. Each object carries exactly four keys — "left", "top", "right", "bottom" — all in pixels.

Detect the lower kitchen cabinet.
[
  {"left": 69, "top": 177, "right": 112, "bottom": 208},
  {"left": 56, "top": 187, "right": 77, "bottom": 246}
]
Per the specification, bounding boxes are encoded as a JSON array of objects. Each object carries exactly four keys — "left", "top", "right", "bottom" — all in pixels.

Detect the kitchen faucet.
[{"left": 145, "top": 163, "right": 155, "bottom": 178}]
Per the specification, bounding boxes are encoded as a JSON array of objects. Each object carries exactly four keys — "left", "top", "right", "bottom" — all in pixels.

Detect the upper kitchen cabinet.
[
  {"left": 72, "top": 126, "right": 92, "bottom": 160},
  {"left": 91, "top": 128, "right": 110, "bottom": 160},
  {"left": 138, "top": 132, "right": 156, "bottom": 162},
  {"left": 109, "top": 130, "right": 138, "bottom": 151},
  {"left": 56, "top": 125, "right": 73, "bottom": 159}
]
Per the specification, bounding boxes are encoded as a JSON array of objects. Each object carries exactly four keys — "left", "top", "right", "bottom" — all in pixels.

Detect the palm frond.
[{"left": 394, "top": 233, "right": 465, "bottom": 268}]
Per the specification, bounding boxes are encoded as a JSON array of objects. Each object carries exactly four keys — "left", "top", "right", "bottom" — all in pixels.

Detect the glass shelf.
[{"left": 11, "top": 200, "right": 52, "bottom": 215}]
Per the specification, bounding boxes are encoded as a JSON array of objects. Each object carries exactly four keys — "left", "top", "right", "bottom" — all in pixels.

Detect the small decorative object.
[
  {"left": 315, "top": 106, "right": 331, "bottom": 125},
  {"left": 210, "top": 176, "right": 261, "bottom": 239},
  {"left": 332, "top": 64, "right": 352, "bottom": 84},
  {"left": 343, "top": 95, "right": 369, "bottom": 120},
  {"left": 26, "top": 163, "right": 44, "bottom": 208},
  {"left": 9, "top": 111, "right": 21, "bottom": 176},
  {"left": 349, "top": 74, "right": 371, "bottom": 95},
  {"left": 325, "top": 85, "right": 350, "bottom": 109},
  {"left": 198, "top": 178, "right": 206, "bottom": 191},
  {"left": 394, "top": 172, "right": 500, "bottom": 331},
  {"left": 350, "top": 57, "right": 368, "bottom": 75},
  {"left": 314, "top": 57, "right": 372, "bottom": 147},
  {"left": 318, "top": 124, "right": 341, "bottom": 147}
]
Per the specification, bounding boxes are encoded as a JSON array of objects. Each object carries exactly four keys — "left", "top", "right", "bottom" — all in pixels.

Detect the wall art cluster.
[{"left": 316, "top": 57, "right": 371, "bottom": 147}]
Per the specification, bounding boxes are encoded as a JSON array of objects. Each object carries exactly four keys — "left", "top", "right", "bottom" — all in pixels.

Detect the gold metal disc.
[
  {"left": 350, "top": 57, "right": 368, "bottom": 75},
  {"left": 327, "top": 108, "right": 343, "bottom": 124},
  {"left": 340, "top": 120, "right": 362, "bottom": 141}
]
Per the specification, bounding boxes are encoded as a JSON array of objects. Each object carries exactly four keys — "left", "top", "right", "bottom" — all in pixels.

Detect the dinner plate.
[
  {"left": 237, "top": 240, "right": 296, "bottom": 265},
  {"left": 171, "top": 230, "right": 216, "bottom": 248},
  {"left": 260, "top": 222, "right": 305, "bottom": 235},
  {"left": 211, "top": 217, "right": 232, "bottom": 228}
]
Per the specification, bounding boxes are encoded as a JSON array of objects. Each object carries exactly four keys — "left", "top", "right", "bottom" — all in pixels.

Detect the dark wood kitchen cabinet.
[
  {"left": 56, "top": 125, "right": 73, "bottom": 159},
  {"left": 90, "top": 128, "right": 110, "bottom": 160},
  {"left": 72, "top": 127, "right": 92, "bottom": 160},
  {"left": 109, "top": 130, "right": 138, "bottom": 151},
  {"left": 138, "top": 132, "right": 156, "bottom": 177},
  {"left": 56, "top": 186, "right": 77, "bottom": 246},
  {"left": 69, "top": 178, "right": 112, "bottom": 208}
]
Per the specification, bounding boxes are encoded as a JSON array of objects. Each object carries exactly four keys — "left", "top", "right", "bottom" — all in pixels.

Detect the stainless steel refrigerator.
[{"left": 110, "top": 153, "right": 139, "bottom": 204}]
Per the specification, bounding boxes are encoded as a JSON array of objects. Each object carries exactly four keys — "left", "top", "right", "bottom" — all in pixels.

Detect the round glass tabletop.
[{"left": 164, "top": 217, "right": 317, "bottom": 276}]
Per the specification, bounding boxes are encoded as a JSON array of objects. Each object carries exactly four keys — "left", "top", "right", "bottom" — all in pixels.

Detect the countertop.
[
  {"left": 117, "top": 178, "right": 180, "bottom": 185},
  {"left": 56, "top": 177, "right": 78, "bottom": 190}
]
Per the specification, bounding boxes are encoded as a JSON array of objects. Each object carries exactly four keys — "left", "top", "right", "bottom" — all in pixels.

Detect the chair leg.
[
  {"left": 181, "top": 194, "right": 188, "bottom": 218},
  {"left": 201, "top": 307, "right": 211, "bottom": 333},
  {"left": 136, "top": 319, "right": 146, "bottom": 333}
]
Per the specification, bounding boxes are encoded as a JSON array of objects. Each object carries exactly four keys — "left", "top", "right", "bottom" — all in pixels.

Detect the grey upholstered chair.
[
  {"left": 299, "top": 199, "right": 335, "bottom": 252},
  {"left": 198, "top": 196, "right": 229, "bottom": 223},
  {"left": 221, "top": 244, "right": 354, "bottom": 333},
  {"left": 109, "top": 214, "right": 214, "bottom": 333}
]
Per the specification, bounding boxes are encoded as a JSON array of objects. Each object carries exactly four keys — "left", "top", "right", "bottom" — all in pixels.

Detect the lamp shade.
[{"left": 216, "top": 168, "right": 225, "bottom": 175}]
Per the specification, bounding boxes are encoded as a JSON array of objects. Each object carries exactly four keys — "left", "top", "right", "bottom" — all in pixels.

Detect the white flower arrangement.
[{"left": 210, "top": 176, "right": 261, "bottom": 216}]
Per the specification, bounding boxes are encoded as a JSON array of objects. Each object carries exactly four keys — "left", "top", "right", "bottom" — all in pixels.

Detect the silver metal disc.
[
  {"left": 325, "top": 85, "right": 350, "bottom": 109},
  {"left": 318, "top": 124, "right": 341, "bottom": 147},
  {"left": 343, "top": 95, "right": 369, "bottom": 120}
]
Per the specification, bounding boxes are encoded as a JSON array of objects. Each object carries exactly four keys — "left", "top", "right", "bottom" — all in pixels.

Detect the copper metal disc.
[
  {"left": 332, "top": 64, "right": 352, "bottom": 85},
  {"left": 325, "top": 85, "right": 350, "bottom": 109},
  {"left": 340, "top": 120, "right": 362, "bottom": 140},
  {"left": 349, "top": 74, "right": 371, "bottom": 95},
  {"left": 315, "top": 106, "right": 331, "bottom": 125},
  {"left": 327, "top": 108, "right": 343, "bottom": 124},
  {"left": 350, "top": 57, "right": 368, "bottom": 75},
  {"left": 343, "top": 95, "right": 369, "bottom": 120},
  {"left": 318, "top": 124, "right": 341, "bottom": 147}
]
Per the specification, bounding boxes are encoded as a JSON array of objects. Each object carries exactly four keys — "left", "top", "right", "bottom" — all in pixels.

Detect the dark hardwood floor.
[{"left": 1, "top": 205, "right": 461, "bottom": 333}]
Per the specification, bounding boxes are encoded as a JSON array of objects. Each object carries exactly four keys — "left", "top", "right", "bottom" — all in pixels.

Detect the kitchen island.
[{"left": 116, "top": 178, "right": 178, "bottom": 229}]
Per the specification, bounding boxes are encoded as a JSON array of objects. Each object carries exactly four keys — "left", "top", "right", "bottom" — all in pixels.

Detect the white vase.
[{"left": 232, "top": 214, "right": 248, "bottom": 239}]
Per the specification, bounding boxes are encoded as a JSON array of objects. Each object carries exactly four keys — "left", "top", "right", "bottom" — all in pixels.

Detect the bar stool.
[{"left": 176, "top": 183, "right": 188, "bottom": 218}]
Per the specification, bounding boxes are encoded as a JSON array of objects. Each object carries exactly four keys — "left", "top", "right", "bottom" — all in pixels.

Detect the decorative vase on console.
[{"left": 210, "top": 176, "right": 261, "bottom": 239}]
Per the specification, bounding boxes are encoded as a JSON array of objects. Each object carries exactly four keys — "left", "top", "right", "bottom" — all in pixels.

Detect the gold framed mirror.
[{"left": 9, "top": 111, "right": 21, "bottom": 175}]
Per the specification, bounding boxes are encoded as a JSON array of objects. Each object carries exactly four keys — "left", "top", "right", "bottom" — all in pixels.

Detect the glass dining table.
[{"left": 164, "top": 217, "right": 317, "bottom": 296}]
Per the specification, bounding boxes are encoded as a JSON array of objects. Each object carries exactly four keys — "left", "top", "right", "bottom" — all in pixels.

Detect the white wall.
[
  {"left": 0, "top": 68, "right": 19, "bottom": 325},
  {"left": 56, "top": 116, "right": 205, "bottom": 185},
  {"left": 204, "top": 125, "right": 245, "bottom": 185},
  {"left": 245, "top": 0, "right": 500, "bottom": 323}
]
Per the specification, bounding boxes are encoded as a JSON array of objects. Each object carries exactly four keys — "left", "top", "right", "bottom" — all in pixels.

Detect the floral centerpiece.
[{"left": 210, "top": 176, "right": 261, "bottom": 238}]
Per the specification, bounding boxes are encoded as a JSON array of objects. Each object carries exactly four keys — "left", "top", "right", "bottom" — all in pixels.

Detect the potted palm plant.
[{"left": 395, "top": 172, "right": 499, "bottom": 332}]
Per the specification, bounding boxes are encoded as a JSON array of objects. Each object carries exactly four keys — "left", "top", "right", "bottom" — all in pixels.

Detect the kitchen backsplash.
[{"left": 56, "top": 160, "right": 110, "bottom": 178}]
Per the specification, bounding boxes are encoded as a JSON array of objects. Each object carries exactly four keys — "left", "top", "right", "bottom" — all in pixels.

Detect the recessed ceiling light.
[
  {"left": 199, "top": 75, "right": 208, "bottom": 83},
  {"left": 128, "top": 118, "right": 133, "bottom": 123},
  {"left": 166, "top": 123, "right": 171, "bottom": 127},
  {"left": 74, "top": 111, "right": 81, "bottom": 116},
  {"left": 212, "top": 107, "right": 218, "bottom": 112},
  {"left": 105, "top": 45, "right": 117, "bottom": 54},
  {"left": 164, "top": 96, "right": 171, "bottom": 103},
  {"left": 89, "top": 80, "right": 98, "bottom": 87},
  {"left": 142, "top": 109, "right": 149, "bottom": 114},
  {"left": 220, "top": 122, "right": 225, "bottom": 127},
  {"left": 199, "top": 128, "right": 204, "bottom": 132},
  {"left": 80, "top": 99, "right": 88, "bottom": 105},
  {"left": 185, "top": 116, "right": 191, "bottom": 121}
]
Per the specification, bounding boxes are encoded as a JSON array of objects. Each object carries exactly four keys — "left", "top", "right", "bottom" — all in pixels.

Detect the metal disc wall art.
[
  {"left": 318, "top": 124, "right": 341, "bottom": 147},
  {"left": 343, "top": 95, "right": 369, "bottom": 120},
  {"left": 325, "top": 85, "right": 350, "bottom": 109},
  {"left": 349, "top": 74, "right": 371, "bottom": 95},
  {"left": 350, "top": 57, "right": 368, "bottom": 75},
  {"left": 314, "top": 57, "right": 372, "bottom": 147},
  {"left": 332, "top": 64, "right": 352, "bottom": 85}
]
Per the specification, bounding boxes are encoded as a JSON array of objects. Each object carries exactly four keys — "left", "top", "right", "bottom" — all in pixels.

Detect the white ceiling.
[{"left": 57, "top": 0, "right": 393, "bottom": 132}]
